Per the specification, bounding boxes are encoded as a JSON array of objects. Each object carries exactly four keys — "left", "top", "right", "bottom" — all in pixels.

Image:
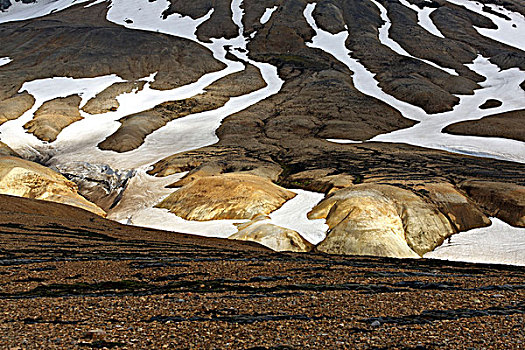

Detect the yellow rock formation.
[{"left": 0, "top": 156, "right": 106, "bottom": 217}]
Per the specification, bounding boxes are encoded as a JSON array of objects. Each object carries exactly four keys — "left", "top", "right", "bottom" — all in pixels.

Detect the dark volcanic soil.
[{"left": 0, "top": 195, "right": 523, "bottom": 349}]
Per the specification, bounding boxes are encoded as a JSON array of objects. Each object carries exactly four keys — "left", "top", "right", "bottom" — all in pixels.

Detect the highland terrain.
[{"left": 0, "top": 0, "right": 524, "bottom": 347}]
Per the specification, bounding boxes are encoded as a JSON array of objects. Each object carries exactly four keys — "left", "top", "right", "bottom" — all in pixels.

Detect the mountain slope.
[{"left": 0, "top": 0, "right": 524, "bottom": 264}]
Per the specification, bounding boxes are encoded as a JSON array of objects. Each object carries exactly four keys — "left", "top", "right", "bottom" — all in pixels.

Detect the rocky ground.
[{"left": 0, "top": 195, "right": 523, "bottom": 349}]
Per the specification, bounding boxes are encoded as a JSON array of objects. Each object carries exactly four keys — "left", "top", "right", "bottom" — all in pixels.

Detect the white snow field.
[
  {"left": 425, "top": 218, "right": 525, "bottom": 267},
  {"left": 446, "top": 0, "right": 525, "bottom": 52},
  {"left": 0, "top": 57, "right": 11, "bottom": 66}
]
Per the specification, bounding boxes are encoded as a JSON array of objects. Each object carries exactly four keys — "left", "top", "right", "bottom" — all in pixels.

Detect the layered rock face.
[
  {"left": 309, "top": 183, "right": 493, "bottom": 258},
  {"left": 230, "top": 216, "right": 313, "bottom": 252},
  {"left": 156, "top": 174, "right": 296, "bottom": 221},
  {"left": 413, "top": 182, "right": 491, "bottom": 232},
  {"left": 310, "top": 186, "right": 422, "bottom": 258},
  {"left": 0, "top": 156, "right": 105, "bottom": 216}
]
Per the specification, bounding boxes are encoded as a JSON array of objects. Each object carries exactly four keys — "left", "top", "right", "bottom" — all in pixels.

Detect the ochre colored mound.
[{"left": 156, "top": 174, "right": 295, "bottom": 221}]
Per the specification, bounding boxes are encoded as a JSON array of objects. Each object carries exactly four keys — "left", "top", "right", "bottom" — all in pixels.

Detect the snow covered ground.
[
  {"left": 425, "top": 218, "right": 525, "bottom": 267},
  {"left": 304, "top": 4, "right": 525, "bottom": 164},
  {"left": 370, "top": 56, "right": 525, "bottom": 164}
]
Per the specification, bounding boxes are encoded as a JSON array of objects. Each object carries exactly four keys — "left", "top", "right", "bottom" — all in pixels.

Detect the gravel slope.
[{"left": 0, "top": 195, "right": 523, "bottom": 349}]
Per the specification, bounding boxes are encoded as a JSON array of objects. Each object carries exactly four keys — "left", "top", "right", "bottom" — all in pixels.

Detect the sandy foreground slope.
[{"left": 0, "top": 195, "right": 523, "bottom": 349}]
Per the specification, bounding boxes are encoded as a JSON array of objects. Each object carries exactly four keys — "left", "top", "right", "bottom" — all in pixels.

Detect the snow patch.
[
  {"left": 326, "top": 139, "right": 363, "bottom": 144},
  {"left": 425, "top": 218, "right": 525, "bottom": 266},
  {"left": 0, "top": 57, "right": 11, "bottom": 67},
  {"left": 269, "top": 189, "right": 328, "bottom": 245},
  {"left": 85, "top": 0, "right": 107, "bottom": 8},
  {"left": 370, "top": 56, "right": 525, "bottom": 164},
  {"left": 260, "top": 6, "right": 277, "bottom": 24}
]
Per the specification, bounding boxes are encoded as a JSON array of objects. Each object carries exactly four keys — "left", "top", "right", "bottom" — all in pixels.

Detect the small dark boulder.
[{"left": 479, "top": 99, "right": 502, "bottom": 109}]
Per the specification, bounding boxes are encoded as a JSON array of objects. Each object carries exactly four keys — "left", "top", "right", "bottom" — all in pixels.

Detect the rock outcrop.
[
  {"left": 0, "top": 0, "right": 12, "bottom": 11},
  {"left": 309, "top": 184, "right": 457, "bottom": 258},
  {"left": 0, "top": 92, "right": 35, "bottom": 125},
  {"left": 459, "top": 181, "right": 525, "bottom": 227},
  {"left": 414, "top": 182, "right": 491, "bottom": 232},
  {"left": 478, "top": 99, "right": 502, "bottom": 109},
  {"left": 443, "top": 109, "right": 525, "bottom": 142},
  {"left": 23, "top": 95, "right": 82, "bottom": 142},
  {"left": 156, "top": 173, "right": 296, "bottom": 221},
  {"left": 52, "top": 162, "right": 135, "bottom": 212},
  {"left": 82, "top": 81, "right": 146, "bottom": 115},
  {"left": 0, "top": 156, "right": 105, "bottom": 216},
  {"left": 230, "top": 216, "right": 313, "bottom": 252}
]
